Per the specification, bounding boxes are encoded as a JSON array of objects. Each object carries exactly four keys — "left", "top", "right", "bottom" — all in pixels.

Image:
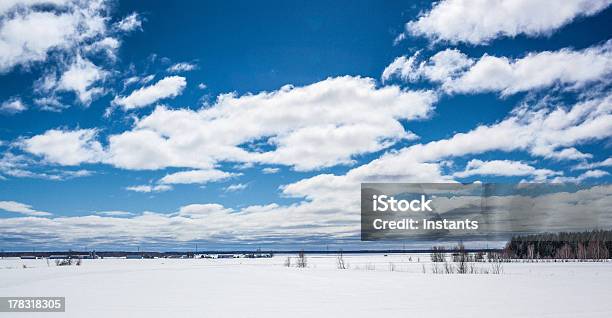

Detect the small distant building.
[
  {"left": 217, "top": 254, "right": 234, "bottom": 259},
  {"left": 20, "top": 255, "right": 36, "bottom": 259}
]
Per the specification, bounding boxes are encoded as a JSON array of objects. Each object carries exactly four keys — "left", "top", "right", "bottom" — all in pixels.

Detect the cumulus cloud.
[
  {"left": 282, "top": 94, "right": 612, "bottom": 204},
  {"left": 159, "top": 169, "right": 239, "bottom": 185},
  {"left": 19, "top": 129, "right": 104, "bottom": 166},
  {"left": 0, "top": 198, "right": 360, "bottom": 246},
  {"left": 19, "top": 77, "right": 610, "bottom": 178},
  {"left": 167, "top": 62, "right": 197, "bottom": 73},
  {"left": 0, "top": 200, "right": 51, "bottom": 216},
  {"left": 403, "top": 0, "right": 611, "bottom": 44},
  {"left": 125, "top": 184, "right": 172, "bottom": 193},
  {"left": 453, "top": 159, "right": 561, "bottom": 181},
  {"left": 107, "top": 76, "right": 436, "bottom": 171},
  {"left": 0, "top": 0, "right": 109, "bottom": 72},
  {"left": 26, "top": 76, "right": 434, "bottom": 171},
  {"left": 383, "top": 42, "right": 612, "bottom": 95},
  {"left": 1, "top": 1, "right": 147, "bottom": 109},
  {"left": 0, "top": 97, "right": 27, "bottom": 114},
  {"left": 112, "top": 76, "right": 187, "bottom": 110},
  {"left": 3, "top": 184, "right": 610, "bottom": 247},
  {"left": 55, "top": 55, "right": 108, "bottom": 104}
]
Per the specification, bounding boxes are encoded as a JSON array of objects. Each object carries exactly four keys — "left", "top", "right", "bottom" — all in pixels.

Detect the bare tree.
[
  {"left": 284, "top": 256, "right": 291, "bottom": 267},
  {"left": 453, "top": 242, "right": 468, "bottom": 274},
  {"left": 430, "top": 246, "right": 445, "bottom": 262}
]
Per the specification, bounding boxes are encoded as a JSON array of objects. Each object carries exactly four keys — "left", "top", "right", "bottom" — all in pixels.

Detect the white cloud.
[
  {"left": 0, "top": 97, "right": 27, "bottom": 114},
  {"left": 2, "top": 185, "right": 611, "bottom": 246},
  {"left": 95, "top": 210, "right": 134, "bottom": 216},
  {"left": 20, "top": 76, "right": 437, "bottom": 171},
  {"left": 262, "top": 167, "right": 280, "bottom": 174},
  {"left": 573, "top": 158, "right": 612, "bottom": 170},
  {"left": 19, "top": 129, "right": 104, "bottom": 166},
  {"left": 56, "top": 55, "right": 108, "bottom": 104},
  {"left": 123, "top": 74, "right": 155, "bottom": 88},
  {"left": 33, "top": 96, "right": 66, "bottom": 112},
  {"left": 282, "top": 94, "right": 612, "bottom": 203},
  {"left": 552, "top": 169, "right": 610, "bottom": 183},
  {"left": 0, "top": 0, "right": 108, "bottom": 72},
  {"left": 453, "top": 159, "right": 561, "bottom": 181},
  {"left": 0, "top": 151, "right": 93, "bottom": 180},
  {"left": 125, "top": 184, "right": 172, "bottom": 193},
  {"left": 85, "top": 36, "right": 120, "bottom": 60},
  {"left": 0, "top": 201, "right": 51, "bottom": 216},
  {"left": 383, "top": 49, "right": 473, "bottom": 83},
  {"left": 224, "top": 183, "right": 248, "bottom": 192},
  {"left": 177, "top": 203, "right": 232, "bottom": 218},
  {"left": 167, "top": 62, "right": 197, "bottom": 73},
  {"left": 198, "top": 83, "right": 207, "bottom": 90},
  {"left": 107, "top": 76, "right": 436, "bottom": 171},
  {"left": 0, "top": 1, "right": 146, "bottom": 108},
  {"left": 383, "top": 42, "right": 612, "bottom": 95},
  {"left": 160, "top": 169, "right": 239, "bottom": 185},
  {"left": 115, "top": 12, "right": 142, "bottom": 32},
  {"left": 404, "top": 0, "right": 611, "bottom": 44},
  {"left": 0, "top": 198, "right": 361, "bottom": 245},
  {"left": 112, "top": 76, "right": 187, "bottom": 110}
]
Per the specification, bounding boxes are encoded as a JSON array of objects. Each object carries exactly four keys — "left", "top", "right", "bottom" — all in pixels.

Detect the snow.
[{"left": 1, "top": 254, "right": 611, "bottom": 317}]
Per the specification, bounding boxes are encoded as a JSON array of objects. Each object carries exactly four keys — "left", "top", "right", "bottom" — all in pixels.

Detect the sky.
[{"left": 0, "top": 0, "right": 611, "bottom": 251}]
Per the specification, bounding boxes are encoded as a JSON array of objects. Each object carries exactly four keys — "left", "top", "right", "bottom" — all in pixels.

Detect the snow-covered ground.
[{"left": 1, "top": 254, "right": 611, "bottom": 317}]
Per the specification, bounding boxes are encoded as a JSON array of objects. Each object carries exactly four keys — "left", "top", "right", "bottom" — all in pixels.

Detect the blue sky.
[{"left": 0, "top": 0, "right": 611, "bottom": 250}]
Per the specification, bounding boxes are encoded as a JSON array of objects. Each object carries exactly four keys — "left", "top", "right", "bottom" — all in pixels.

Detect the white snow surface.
[{"left": 1, "top": 253, "right": 611, "bottom": 317}]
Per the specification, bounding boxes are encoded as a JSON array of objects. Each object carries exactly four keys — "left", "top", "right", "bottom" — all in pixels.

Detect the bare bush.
[
  {"left": 284, "top": 257, "right": 291, "bottom": 267},
  {"left": 336, "top": 250, "right": 348, "bottom": 269},
  {"left": 55, "top": 259, "right": 72, "bottom": 266},
  {"left": 491, "top": 261, "right": 504, "bottom": 274},
  {"left": 296, "top": 250, "right": 307, "bottom": 268},
  {"left": 443, "top": 260, "right": 454, "bottom": 274},
  {"left": 431, "top": 246, "right": 445, "bottom": 262},
  {"left": 430, "top": 263, "right": 440, "bottom": 274}
]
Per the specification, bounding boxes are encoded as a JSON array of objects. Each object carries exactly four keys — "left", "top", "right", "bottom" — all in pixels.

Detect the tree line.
[{"left": 503, "top": 230, "right": 612, "bottom": 260}]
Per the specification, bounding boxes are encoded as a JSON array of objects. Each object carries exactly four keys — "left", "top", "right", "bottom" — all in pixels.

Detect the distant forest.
[{"left": 504, "top": 230, "right": 612, "bottom": 259}]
